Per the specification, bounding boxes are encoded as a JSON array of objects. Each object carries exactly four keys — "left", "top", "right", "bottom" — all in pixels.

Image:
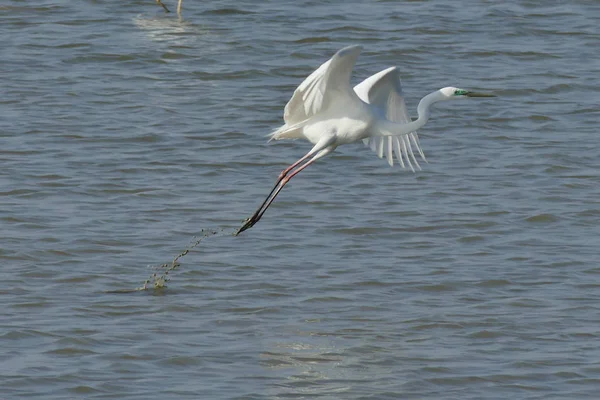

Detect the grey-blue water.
[{"left": 2, "top": 1, "right": 600, "bottom": 399}]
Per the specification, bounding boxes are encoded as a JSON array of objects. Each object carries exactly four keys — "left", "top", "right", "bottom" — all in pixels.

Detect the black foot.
[{"left": 234, "top": 218, "right": 254, "bottom": 236}]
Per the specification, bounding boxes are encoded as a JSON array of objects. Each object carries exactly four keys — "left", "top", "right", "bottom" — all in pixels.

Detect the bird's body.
[
  {"left": 291, "top": 106, "right": 373, "bottom": 146},
  {"left": 235, "top": 45, "right": 493, "bottom": 235}
]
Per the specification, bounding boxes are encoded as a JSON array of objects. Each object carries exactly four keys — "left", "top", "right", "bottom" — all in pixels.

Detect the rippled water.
[{"left": 2, "top": 1, "right": 600, "bottom": 399}]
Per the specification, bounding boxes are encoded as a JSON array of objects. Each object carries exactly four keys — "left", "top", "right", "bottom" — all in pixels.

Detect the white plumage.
[
  {"left": 353, "top": 66, "right": 426, "bottom": 171},
  {"left": 236, "top": 45, "right": 494, "bottom": 235}
]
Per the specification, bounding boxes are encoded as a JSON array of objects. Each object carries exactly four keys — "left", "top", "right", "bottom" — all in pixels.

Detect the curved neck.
[
  {"left": 377, "top": 90, "right": 443, "bottom": 136},
  {"left": 401, "top": 90, "right": 442, "bottom": 132}
]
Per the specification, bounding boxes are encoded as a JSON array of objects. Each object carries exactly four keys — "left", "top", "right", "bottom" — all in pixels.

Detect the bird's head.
[{"left": 439, "top": 86, "right": 495, "bottom": 99}]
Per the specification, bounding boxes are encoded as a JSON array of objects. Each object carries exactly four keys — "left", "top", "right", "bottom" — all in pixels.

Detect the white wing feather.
[
  {"left": 272, "top": 46, "right": 363, "bottom": 140},
  {"left": 353, "top": 66, "right": 427, "bottom": 170}
]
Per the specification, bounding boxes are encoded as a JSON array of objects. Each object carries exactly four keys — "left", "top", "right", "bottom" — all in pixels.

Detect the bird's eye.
[{"left": 454, "top": 89, "right": 468, "bottom": 96}]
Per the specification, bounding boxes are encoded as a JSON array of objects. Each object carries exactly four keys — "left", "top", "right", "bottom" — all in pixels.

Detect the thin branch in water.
[{"left": 156, "top": 0, "right": 170, "bottom": 13}]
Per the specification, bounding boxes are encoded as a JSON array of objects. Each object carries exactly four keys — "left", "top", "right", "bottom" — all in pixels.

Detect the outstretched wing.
[
  {"left": 353, "top": 67, "right": 426, "bottom": 171},
  {"left": 283, "top": 45, "right": 363, "bottom": 127}
]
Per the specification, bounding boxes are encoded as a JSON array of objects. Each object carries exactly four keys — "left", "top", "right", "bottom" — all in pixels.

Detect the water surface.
[{"left": 2, "top": 1, "right": 600, "bottom": 399}]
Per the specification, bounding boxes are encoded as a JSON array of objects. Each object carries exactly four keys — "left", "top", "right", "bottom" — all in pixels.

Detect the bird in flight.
[{"left": 236, "top": 45, "right": 494, "bottom": 235}]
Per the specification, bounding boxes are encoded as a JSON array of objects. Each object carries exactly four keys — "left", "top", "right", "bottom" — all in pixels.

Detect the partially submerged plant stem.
[
  {"left": 155, "top": 0, "right": 182, "bottom": 15},
  {"left": 156, "top": 0, "right": 170, "bottom": 13}
]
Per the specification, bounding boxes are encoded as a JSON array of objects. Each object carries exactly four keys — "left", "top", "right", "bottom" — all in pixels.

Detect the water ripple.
[{"left": 1, "top": 0, "right": 600, "bottom": 399}]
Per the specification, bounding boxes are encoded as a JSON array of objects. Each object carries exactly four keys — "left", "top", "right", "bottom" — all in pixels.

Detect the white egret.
[{"left": 235, "top": 45, "right": 493, "bottom": 235}]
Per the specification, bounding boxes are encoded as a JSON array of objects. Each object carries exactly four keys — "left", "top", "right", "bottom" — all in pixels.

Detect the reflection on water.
[
  {"left": 133, "top": 13, "right": 203, "bottom": 43},
  {"left": 262, "top": 332, "right": 351, "bottom": 397}
]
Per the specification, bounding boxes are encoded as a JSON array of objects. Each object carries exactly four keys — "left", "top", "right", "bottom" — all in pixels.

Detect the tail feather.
[{"left": 268, "top": 119, "right": 309, "bottom": 142}]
